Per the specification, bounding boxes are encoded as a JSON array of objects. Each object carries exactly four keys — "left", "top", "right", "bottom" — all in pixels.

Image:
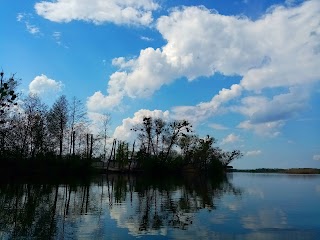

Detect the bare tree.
[
  {"left": 219, "top": 150, "right": 243, "bottom": 167},
  {"left": 99, "top": 113, "right": 111, "bottom": 161},
  {"left": 0, "top": 71, "right": 18, "bottom": 159},
  {"left": 163, "top": 120, "right": 192, "bottom": 161},
  {"left": 22, "top": 94, "right": 48, "bottom": 158},
  {"left": 68, "top": 97, "right": 86, "bottom": 156},
  {"left": 0, "top": 71, "right": 17, "bottom": 125},
  {"left": 47, "top": 95, "right": 68, "bottom": 157}
]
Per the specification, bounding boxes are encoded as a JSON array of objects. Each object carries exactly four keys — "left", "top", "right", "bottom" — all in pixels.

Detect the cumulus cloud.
[
  {"left": 35, "top": 0, "right": 159, "bottom": 26},
  {"left": 230, "top": 86, "right": 309, "bottom": 135},
  {"left": 87, "top": 1, "right": 320, "bottom": 124},
  {"left": 160, "top": 1, "right": 320, "bottom": 89},
  {"left": 113, "top": 109, "right": 170, "bottom": 142},
  {"left": 29, "top": 74, "right": 63, "bottom": 96},
  {"left": 237, "top": 120, "right": 284, "bottom": 137},
  {"left": 87, "top": 91, "right": 124, "bottom": 111},
  {"left": 246, "top": 150, "right": 262, "bottom": 156},
  {"left": 313, "top": 155, "right": 320, "bottom": 161},
  {"left": 173, "top": 84, "right": 242, "bottom": 123},
  {"left": 251, "top": 88, "right": 309, "bottom": 124},
  {"left": 235, "top": 88, "right": 309, "bottom": 121},
  {"left": 221, "top": 133, "right": 241, "bottom": 145}
]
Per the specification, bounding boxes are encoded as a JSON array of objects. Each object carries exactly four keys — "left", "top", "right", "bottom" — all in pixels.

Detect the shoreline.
[{"left": 230, "top": 168, "right": 320, "bottom": 174}]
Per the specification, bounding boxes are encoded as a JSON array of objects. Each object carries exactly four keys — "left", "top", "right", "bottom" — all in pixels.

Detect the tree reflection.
[
  {"left": 126, "top": 174, "right": 241, "bottom": 232},
  {"left": 0, "top": 184, "right": 59, "bottom": 239},
  {"left": 0, "top": 173, "right": 241, "bottom": 239}
]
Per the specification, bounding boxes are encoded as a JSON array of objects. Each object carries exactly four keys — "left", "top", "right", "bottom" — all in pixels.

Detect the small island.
[{"left": 0, "top": 71, "right": 242, "bottom": 179}]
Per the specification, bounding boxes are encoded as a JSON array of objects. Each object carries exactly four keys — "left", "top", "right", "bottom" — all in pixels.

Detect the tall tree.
[
  {"left": 68, "top": 97, "right": 86, "bottom": 155},
  {"left": 22, "top": 94, "right": 48, "bottom": 158},
  {"left": 0, "top": 71, "right": 18, "bottom": 159},
  {"left": 163, "top": 120, "right": 192, "bottom": 161},
  {"left": 154, "top": 118, "right": 166, "bottom": 156},
  {"left": 47, "top": 95, "right": 68, "bottom": 157},
  {"left": 131, "top": 117, "right": 153, "bottom": 155},
  {"left": 0, "top": 71, "right": 17, "bottom": 124},
  {"left": 97, "top": 113, "right": 111, "bottom": 161}
]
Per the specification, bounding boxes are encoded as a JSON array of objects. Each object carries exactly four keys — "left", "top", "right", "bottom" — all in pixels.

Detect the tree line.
[
  {"left": 0, "top": 71, "right": 242, "bottom": 175},
  {"left": 121, "top": 116, "right": 242, "bottom": 173},
  {"left": 0, "top": 72, "right": 109, "bottom": 175}
]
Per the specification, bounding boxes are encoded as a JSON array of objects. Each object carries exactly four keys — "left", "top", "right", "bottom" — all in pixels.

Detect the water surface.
[{"left": 1, "top": 173, "right": 319, "bottom": 239}]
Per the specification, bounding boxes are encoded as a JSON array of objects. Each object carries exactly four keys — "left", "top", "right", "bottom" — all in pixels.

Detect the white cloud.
[
  {"left": 87, "top": 48, "right": 179, "bottom": 112},
  {"left": 240, "top": 2, "right": 320, "bottom": 91},
  {"left": 52, "top": 31, "right": 68, "bottom": 48},
  {"left": 285, "top": 0, "right": 300, "bottom": 7},
  {"left": 87, "top": 111, "right": 111, "bottom": 135},
  {"left": 237, "top": 120, "right": 283, "bottom": 137},
  {"left": 29, "top": 74, "right": 63, "bottom": 95},
  {"left": 87, "top": 111, "right": 107, "bottom": 123},
  {"left": 252, "top": 88, "right": 309, "bottom": 124},
  {"left": 17, "top": 13, "right": 41, "bottom": 35},
  {"left": 231, "top": 86, "right": 309, "bottom": 135},
  {"left": 236, "top": 88, "right": 309, "bottom": 120},
  {"left": 35, "top": 0, "right": 159, "bottom": 26},
  {"left": 25, "top": 22, "right": 40, "bottom": 35},
  {"left": 209, "top": 123, "right": 229, "bottom": 130},
  {"left": 113, "top": 109, "right": 170, "bottom": 142},
  {"left": 172, "top": 84, "right": 242, "bottom": 123},
  {"left": 52, "top": 31, "right": 61, "bottom": 39},
  {"left": 232, "top": 96, "right": 268, "bottom": 118},
  {"left": 313, "top": 155, "right": 320, "bottom": 161},
  {"left": 246, "top": 150, "right": 262, "bottom": 156},
  {"left": 89, "top": 1, "right": 320, "bottom": 119},
  {"left": 87, "top": 70, "right": 130, "bottom": 111},
  {"left": 17, "top": 13, "right": 24, "bottom": 22},
  {"left": 140, "top": 36, "right": 153, "bottom": 41},
  {"left": 159, "top": 1, "right": 320, "bottom": 89},
  {"left": 86, "top": 91, "right": 123, "bottom": 111},
  {"left": 221, "top": 133, "right": 241, "bottom": 145}
]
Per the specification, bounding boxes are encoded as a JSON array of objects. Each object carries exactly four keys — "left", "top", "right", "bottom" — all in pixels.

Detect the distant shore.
[{"left": 231, "top": 168, "right": 320, "bottom": 174}]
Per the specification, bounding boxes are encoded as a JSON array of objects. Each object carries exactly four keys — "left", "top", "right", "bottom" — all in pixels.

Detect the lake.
[{"left": 1, "top": 172, "right": 320, "bottom": 239}]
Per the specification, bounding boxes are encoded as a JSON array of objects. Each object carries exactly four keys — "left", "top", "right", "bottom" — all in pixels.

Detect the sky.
[{"left": 1, "top": 0, "right": 320, "bottom": 169}]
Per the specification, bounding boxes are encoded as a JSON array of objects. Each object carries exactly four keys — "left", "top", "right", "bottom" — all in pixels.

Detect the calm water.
[{"left": 1, "top": 173, "right": 320, "bottom": 239}]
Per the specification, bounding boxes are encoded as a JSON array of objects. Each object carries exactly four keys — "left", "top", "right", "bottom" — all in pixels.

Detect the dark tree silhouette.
[
  {"left": 0, "top": 71, "right": 17, "bottom": 124},
  {"left": 47, "top": 95, "right": 68, "bottom": 157}
]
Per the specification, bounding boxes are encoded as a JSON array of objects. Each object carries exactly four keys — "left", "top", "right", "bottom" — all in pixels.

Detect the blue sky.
[{"left": 1, "top": 0, "right": 320, "bottom": 169}]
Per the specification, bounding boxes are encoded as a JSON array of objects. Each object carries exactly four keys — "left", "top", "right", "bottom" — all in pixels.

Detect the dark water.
[{"left": 1, "top": 173, "right": 320, "bottom": 239}]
